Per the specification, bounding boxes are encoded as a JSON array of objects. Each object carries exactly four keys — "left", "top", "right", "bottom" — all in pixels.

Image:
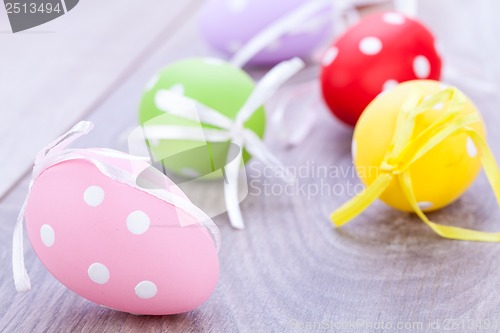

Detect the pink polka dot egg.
[{"left": 24, "top": 147, "right": 220, "bottom": 315}]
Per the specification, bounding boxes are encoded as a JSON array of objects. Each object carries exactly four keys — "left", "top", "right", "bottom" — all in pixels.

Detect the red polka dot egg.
[
  {"left": 320, "top": 11, "right": 442, "bottom": 126},
  {"left": 24, "top": 149, "right": 220, "bottom": 315}
]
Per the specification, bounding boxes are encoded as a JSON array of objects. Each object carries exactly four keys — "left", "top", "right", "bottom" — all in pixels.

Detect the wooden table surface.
[{"left": 2, "top": 1, "right": 500, "bottom": 332}]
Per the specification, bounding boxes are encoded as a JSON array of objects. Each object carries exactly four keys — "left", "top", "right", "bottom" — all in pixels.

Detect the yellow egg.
[{"left": 353, "top": 80, "right": 485, "bottom": 212}]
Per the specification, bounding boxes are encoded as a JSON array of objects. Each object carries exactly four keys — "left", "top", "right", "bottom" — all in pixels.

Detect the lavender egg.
[{"left": 198, "top": 0, "right": 333, "bottom": 66}]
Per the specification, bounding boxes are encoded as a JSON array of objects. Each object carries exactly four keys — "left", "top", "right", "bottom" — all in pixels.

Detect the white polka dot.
[
  {"left": 169, "top": 84, "right": 185, "bottom": 95},
  {"left": 351, "top": 139, "right": 357, "bottom": 161},
  {"left": 440, "top": 83, "right": 449, "bottom": 90},
  {"left": 418, "top": 201, "right": 434, "bottom": 210},
  {"left": 466, "top": 137, "right": 478, "bottom": 158},
  {"left": 322, "top": 47, "right": 338, "bottom": 66},
  {"left": 84, "top": 186, "right": 105, "bottom": 207},
  {"left": 40, "top": 224, "right": 55, "bottom": 247},
  {"left": 145, "top": 74, "right": 159, "bottom": 91},
  {"left": 382, "top": 79, "right": 398, "bottom": 92},
  {"left": 413, "top": 55, "right": 431, "bottom": 78},
  {"left": 227, "top": 40, "right": 242, "bottom": 53},
  {"left": 359, "top": 37, "right": 383, "bottom": 55},
  {"left": 227, "top": 0, "right": 248, "bottom": 12},
  {"left": 203, "top": 58, "right": 225, "bottom": 66},
  {"left": 180, "top": 168, "right": 200, "bottom": 178},
  {"left": 433, "top": 102, "right": 444, "bottom": 110},
  {"left": 127, "top": 211, "right": 151, "bottom": 235},
  {"left": 88, "top": 263, "right": 110, "bottom": 284},
  {"left": 383, "top": 12, "right": 406, "bottom": 25},
  {"left": 135, "top": 281, "right": 157, "bottom": 299}
]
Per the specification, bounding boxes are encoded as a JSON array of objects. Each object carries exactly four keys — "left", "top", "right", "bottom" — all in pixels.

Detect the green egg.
[{"left": 139, "top": 58, "right": 266, "bottom": 179}]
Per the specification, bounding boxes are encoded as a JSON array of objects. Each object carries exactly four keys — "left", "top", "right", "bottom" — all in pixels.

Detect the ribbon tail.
[
  {"left": 424, "top": 221, "right": 500, "bottom": 242},
  {"left": 224, "top": 139, "right": 245, "bottom": 229},
  {"left": 331, "top": 173, "right": 393, "bottom": 227},
  {"left": 33, "top": 121, "right": 95, "bottom": 179},
  {"left": 271, "top": 80, "right": 319, "bottom": 148},
  {"left": 243, "top": 130, "right": 296, "bottom": 184},
  {"left": 467, "top": 129, "right": 500, "bottom": 205},
  {"left": 235, "top": 57, "right": 305, "bottom": 127},
  {"left": 12, "top": 194, "right": 31, "bottom": 292},
  {"left": 14, "top": 121, "right": 95, "bottom": 292},
  {"left": 35, "top": 121, "right": 94, "bottom": 164},
  {"left": 398, "top": 172, "right": 500, "bottom": 242}
]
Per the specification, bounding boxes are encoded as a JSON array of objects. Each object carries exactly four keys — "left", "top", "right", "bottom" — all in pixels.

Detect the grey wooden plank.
[
  {"left": 2, "top": 1, "right": 500, "bottom": 333},
  {"left": 0, "top": 0, "right": 198, "bottom": 199}
]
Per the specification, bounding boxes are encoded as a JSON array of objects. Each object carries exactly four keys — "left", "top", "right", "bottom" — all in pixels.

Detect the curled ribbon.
[
  {"left": 330, "top": 87, "right": 500, "bottom": 242},
  {"left": 271, "top": 78, "right": 321, "bottom": 148},
  {"left": 145, "top": 58, "right": 304, "bottom": 229},
  {"left": 13, "top": 121, "right": 220, "bottom": 292}
]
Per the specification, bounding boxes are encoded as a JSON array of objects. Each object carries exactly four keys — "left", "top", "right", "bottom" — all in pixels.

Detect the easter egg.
[
  {"left": 198, "top": 0, "right": 333, "bottom": 65},
  {"left": 353, "top": 80, "right": 485, "bottom": 212},
  {"left": 25, "top": 149, "right": 220, "bottom": 315},
  {"left": 321, "top": 11, "right": 442, "bottom": 126},
  {"left": 139, "top": 58, "right": 266, "bottom": 179}
]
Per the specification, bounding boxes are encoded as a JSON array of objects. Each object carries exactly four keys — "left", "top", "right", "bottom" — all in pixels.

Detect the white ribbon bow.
[
  {"left": 13, "top": 121, "right": 220, "bottom": 292},
  {"left": 143, "top": 58, "right": 305, "bottom": 229}
]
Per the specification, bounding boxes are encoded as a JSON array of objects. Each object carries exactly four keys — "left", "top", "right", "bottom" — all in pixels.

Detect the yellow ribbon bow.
[{"left": 331, "top": 87, "right": 500, "bottom": 242}]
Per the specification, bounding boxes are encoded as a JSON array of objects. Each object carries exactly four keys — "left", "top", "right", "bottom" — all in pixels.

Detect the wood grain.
[
  {"left": 0, "top": 0, "right": 198, "bottom": 199},
  {"left": 2, "top": 1, "right": 500, "bottom": 333}
]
